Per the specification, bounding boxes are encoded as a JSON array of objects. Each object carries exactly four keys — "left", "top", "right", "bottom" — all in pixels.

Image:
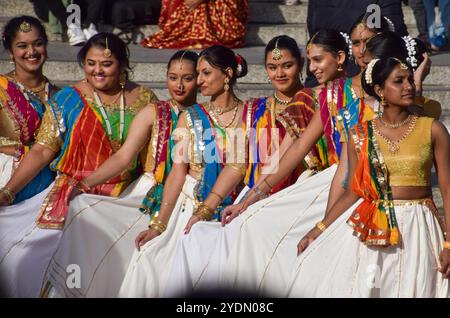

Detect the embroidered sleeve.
[{"left": 34, "top": 109, "right": 62, "bottom": 152}]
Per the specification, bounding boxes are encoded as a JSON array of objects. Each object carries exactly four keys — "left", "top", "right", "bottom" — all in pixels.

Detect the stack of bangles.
[
  {"left": 444, "top": 241, "right": 450, "bottom": 250},
  {"left": 148, "top": 219, "right": 167, "bottom": 234},
  {"left": 193, "top": 202, "right": 215, "bottom": 221},
  {"left": 0, "top": 186, "right": 15, "bottom": 204}
]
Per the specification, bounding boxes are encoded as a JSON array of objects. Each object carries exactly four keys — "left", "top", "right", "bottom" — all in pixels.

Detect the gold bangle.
[
  {"left": 263, "top": 178, "right": 274, "bottom": 190},
  {"left": 209, "top": 191, "right": 224, "bottom": 202},
  {"left": 193, "top": 202, "right": 215, "bottom": 221},
  {"left": 78, "top": 180, "right": 91, "bottom": 193},
  {"left": 148, "top": 219, "right": 167, "bottom": 234},
  {"left": 444, "top": 241, "right": 450, "bottom": 250},
  {"left": 0, "top": 186, "right": 15, "bottom": 204},
  {"left": 315, "top": 221, "right": 327, "bottom": 232}
]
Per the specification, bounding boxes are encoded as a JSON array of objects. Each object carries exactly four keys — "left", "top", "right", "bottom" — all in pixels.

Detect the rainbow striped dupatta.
[
  {"left": 36, "top": 87, "right": 138, "bottom": 229},
  {"left": 140, "top": 101, "right": 179, "bottom": 218},
  {"left": 184, "top": 104, "right": 237, "bottom": 221},
  {"left": 347, "top": 121, "right": 399, "bottom": 246},
  {"left": 0, "top": 76, "right": 54, "bottom": 202},
  {"left": 242, "top": 97, "right": 276, "bottom": 188}
]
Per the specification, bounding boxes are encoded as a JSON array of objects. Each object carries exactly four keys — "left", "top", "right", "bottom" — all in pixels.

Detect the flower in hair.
[
  {"left": 365, "top": 58, "right": 380, "bottom": 86},
  {"left": 402, "top": 35, "right": 418, "bottom": 68},
  {"left": 340, "top": 32, "right": 352, "bottom": 59},
  {"left": 384, "top": 16, "right": 395, "bottom": 32}
]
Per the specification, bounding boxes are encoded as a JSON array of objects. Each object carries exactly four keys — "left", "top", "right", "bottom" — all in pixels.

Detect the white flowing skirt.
[
  {"left": 163, "top": 168, "right": 334, "bottom": 297},
  {"left": 222, "top": 165, "right": 338, "bottom": 297},
  {"left": 286, "top": 200, "right": 449, "bottom": 298},
  {"left": 42, "top": 173, "right": 154, "bottom": 298},
  {"left": 0, "top": 181, "right": 57, "bottom": 298},
  {"left": 119, "top": 174, "right": 198, "bottom": 298},
  {"left": 0, "top": 153, "right": 14, "bottom": 188}
]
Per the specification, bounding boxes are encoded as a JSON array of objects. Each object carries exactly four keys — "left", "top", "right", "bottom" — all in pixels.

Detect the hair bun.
[{"left": 234, "top": 53, "right": 248, "bottom": 78}]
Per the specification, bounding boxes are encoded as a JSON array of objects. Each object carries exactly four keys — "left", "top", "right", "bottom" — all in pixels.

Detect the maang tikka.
[
  {"left": 272, "top": 38, "right": 282, "bottom": 61},
  {"left": 103, "top": 36, "right": 112, "bottom": 58}
]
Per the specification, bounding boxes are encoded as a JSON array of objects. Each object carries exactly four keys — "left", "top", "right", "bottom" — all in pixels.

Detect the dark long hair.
[{"left": 306, "top": 29, "right": 349, "bottom": 66}]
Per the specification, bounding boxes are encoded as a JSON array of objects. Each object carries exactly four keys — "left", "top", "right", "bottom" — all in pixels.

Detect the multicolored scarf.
[
  {"left": 280, "top": 88, "right": 330, "bottom": 172},
  {"left": 347, "top": 121, "right": 399, "bottom": 246},
  {"left": 0, "top": 75, "right": 55, "bottom": 202},
  {"left": 140, "top": 101, "right": 179, "bottom": 218},
  {"left": 185, "top": 104, "right": 237, "bottom": 220},
  {"left": 36, "top": 87, "right": 140, "bottom": 229},
  {"left": 242, "top": 97, "right": 276, "bottom": 188}
]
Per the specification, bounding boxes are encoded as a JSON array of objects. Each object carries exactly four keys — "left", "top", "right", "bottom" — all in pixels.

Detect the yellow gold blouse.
[{"left": 378, "top": 116, "right": 434, "bottom": 187}]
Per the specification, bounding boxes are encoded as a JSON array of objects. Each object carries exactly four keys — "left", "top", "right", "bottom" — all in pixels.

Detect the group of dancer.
[{"left": 0, "top": 13, "right": 449, "bottom": 298}]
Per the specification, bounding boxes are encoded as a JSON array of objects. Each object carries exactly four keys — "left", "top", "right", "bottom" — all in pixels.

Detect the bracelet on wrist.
[
  {"left": 253, "top": 185, "right": 269, "bottom": 200},
  {"left": 193, "top": 202, "right": 215, "bottom": 221},
  {"left": 444, "top": 241, "right": 450, "bottom": 250},
  {"left": 315, "top": 221, "right": 327, "bottom": 232},
  {"left": 148, "top": 219, "right": 167, "bottom": 234},
  {"left": 0, "top": 186, "right": 15, "bottom": 204}
]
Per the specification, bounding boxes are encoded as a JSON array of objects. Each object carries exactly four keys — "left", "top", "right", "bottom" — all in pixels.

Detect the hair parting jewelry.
[
  {"left": 272, "top": 38, "right": 283, "bottom": 61},
  {"left": 307, "top": 31, "right": 319, "bottom": 50},
  {"left": 103, "top": 36, "right": 112, "bottom": 58},
  {"left": 19, "top": 21, "right": 32, "bottom": 33},
  {"left": 179, "top": 50, "right": 187, "bottom": 70}
]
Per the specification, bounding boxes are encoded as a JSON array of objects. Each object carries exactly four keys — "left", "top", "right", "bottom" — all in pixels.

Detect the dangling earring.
[
  {"left": 224, "top": 77, "right": 230, "bottom": 91},
  {"left": 267, "top": 76, "right": 271, "bottom": 83},
  {"left": 299, "top": 72, "right": 304, "bottom": 82},
  {"left": 380, "top": 95, "right": 387, "bottom": 106},
  {"left": 337, "top": 63, "right": 343, "bottom": 72},
  {"left": 120, "top": 71, "right": 126, "bottom": 89},
  {"left": 9, "top": 56, "right": 14, "bottom": 64}
]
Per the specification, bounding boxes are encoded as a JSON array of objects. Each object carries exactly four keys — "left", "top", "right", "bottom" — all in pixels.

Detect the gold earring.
[
  {"left": 337, "top": 63, "right": 343, "bottom": 72},
  {"left": 120, "top": 71, "right": 126, "bottom": 89},
  {"left": 224, "top": 77, "right": 230, "bottom": 91},
  {"left": 380, "top": 95, "right": 387, "bottom": 106}
]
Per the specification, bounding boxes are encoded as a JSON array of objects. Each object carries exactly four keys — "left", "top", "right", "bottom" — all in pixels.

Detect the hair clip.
[
  {"left": 19, "top": 21, "right": 32, "bottom": 33},
  {"left": 340, "top": 32, "right": 352, "bottom": 58},
  {"left": 402, "top": 36, "right": 417, "bottom": 68},
  {"left": 365, "top": 58, "right": 379, "bottom": 86},
  {"left": 392, "top": 57, "right": 409, "bottom": 70},
  {"left": 235, "top": 54, "right": 243, "bottom": 76},
  {"left": 272, "top": 38, "right": 282, "bottom": 60},
  {"left": 103, "top": 36, "right": 112, "bottom": 58}
]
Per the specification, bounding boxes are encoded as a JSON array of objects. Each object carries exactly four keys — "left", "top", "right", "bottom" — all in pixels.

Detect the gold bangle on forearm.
[
  {"left": 0, "top": 186, "right": 15, "bottom": 204},
  {"left": 263, "top": 178, "right": 274, "bottom": 191},
  {"left": 209, "top": 191, "right": 224, "bottom": 203},
  {"left": 148, "top": 219, "right": 167, "bottom": 234},
  {"left": 315, "top": 221, "right": 327, "bottom": 232},
  {"left": 444, "top": 241, "right": 450, "bottom": 250}
]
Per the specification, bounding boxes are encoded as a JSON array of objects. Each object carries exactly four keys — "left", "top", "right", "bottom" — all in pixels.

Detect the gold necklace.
[
  {"left": 208, "top": 101, "right": 239, "bottom": 129},
  {"left": 210, "top": 98, "right": 238, "bottom": 115},
  {"left": 378, "top": 114, "right": 412, "bottom": 129},
  {"left": 373, "top": 115, "right": 417, "bottom": 154}
]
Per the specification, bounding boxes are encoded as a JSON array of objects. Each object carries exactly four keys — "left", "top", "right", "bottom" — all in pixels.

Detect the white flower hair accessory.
[
  {"left": 365, "top": 58, "right": 380, "bottom": 86},
  {"left": 340, "top": 32, "right": 352, "bottom": 59},
  {"left": 384, "top": 16, "right": 395, "bottom": 32},
  {"left": 402, "top": 35, "right": 418, "bottom": 68}
]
